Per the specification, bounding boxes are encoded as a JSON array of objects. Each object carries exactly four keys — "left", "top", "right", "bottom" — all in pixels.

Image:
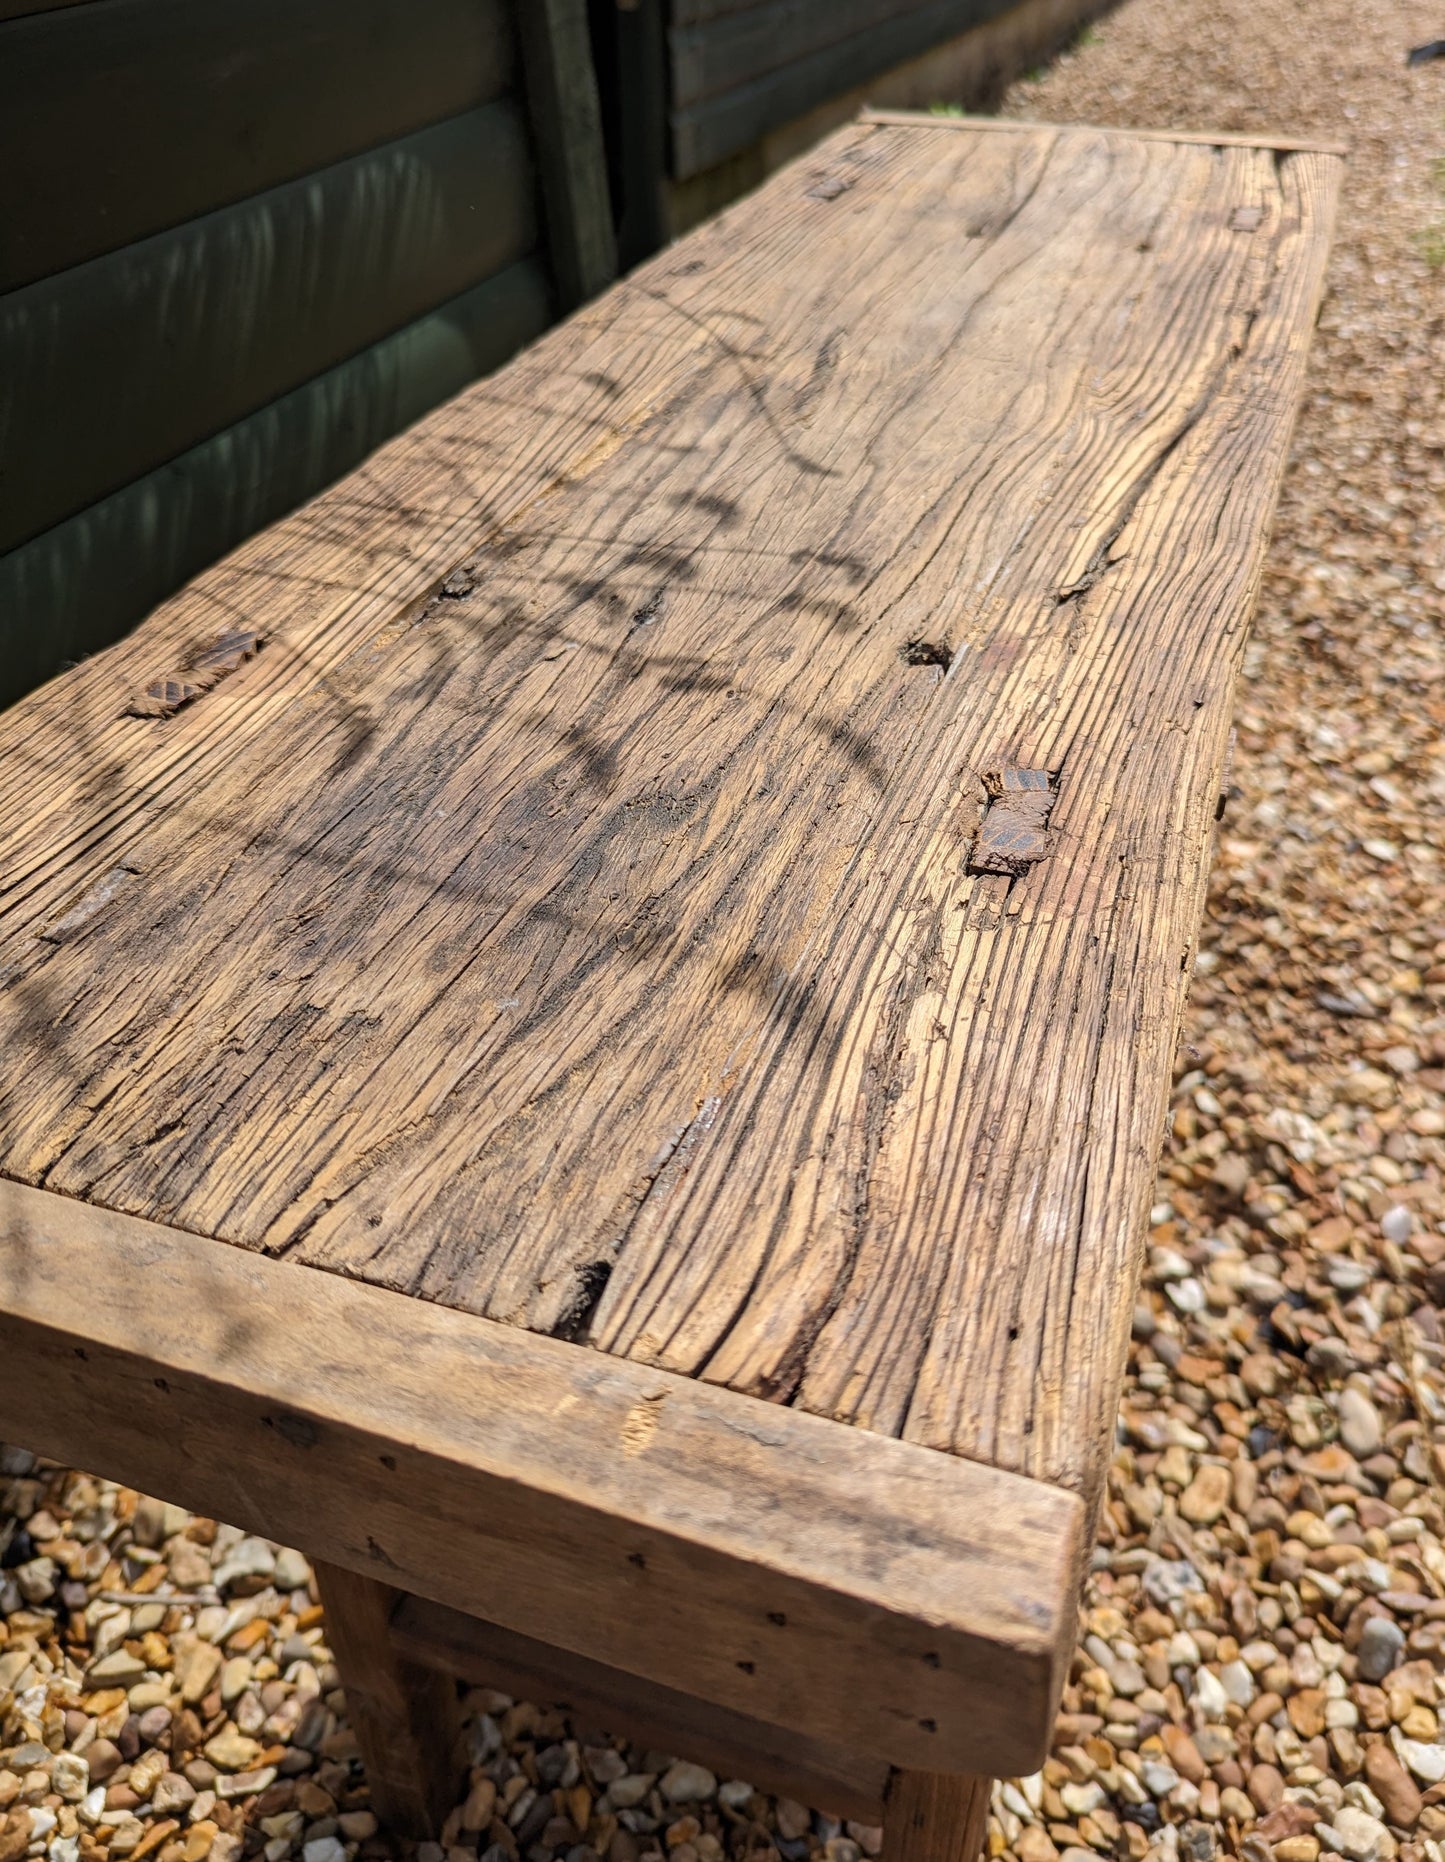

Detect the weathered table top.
[{"left": 0, "top": 114, "right": 1339, "bottom": 1783}]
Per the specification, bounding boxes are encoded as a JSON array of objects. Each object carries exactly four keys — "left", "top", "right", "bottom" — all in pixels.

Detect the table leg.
[
  {"left": 314, "top": 1562, "right": 464, "bottom": 1840},
  {"left": 884, "top": 1770, "right": 993, "bottom": 1862}
]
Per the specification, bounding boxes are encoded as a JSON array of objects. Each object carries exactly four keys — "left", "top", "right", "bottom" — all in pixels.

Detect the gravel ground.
[{"left": 5, "top": 4, "right": 1445, "bottom": 1862}]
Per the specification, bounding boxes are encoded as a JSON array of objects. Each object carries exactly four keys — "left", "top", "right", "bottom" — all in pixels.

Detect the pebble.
[
  {"left": 1161, "top": 1726, "right": 1206, "bottom": 1785},
  {"left": 607, "top": 1773, "right": 655, "bottom": 1809},
  {"left": 1321, "top": 1807, "right": 1396, "bottom": 1862},
  {"left": 219, "top": 1654, "right": 253, "bottom": 1703},
  {"left": 1358, "top": 1617, "right": 1408, "bottom": 1683},
  {"left": 1338, "top": 1386, "right": 1383, "bottom": 1458},
  {"left": 1179, "top": 1464, "right": 1232, "bottom": 1525},
  {"left": 275, "top": 1546, "right": 311, "bottom": 1590},
  {"left": 153, "top": 1771, "right": 196, "bottom": 1813},
  {"left": 1141, "top": 1558, "right": 1199, "bottom": 1607},
  {"left": 1248, "top": 1764, "right": 1286, "bottom": 1813},
  {"left": 1193, "top": 1667, "right": 1229, "bottom": 1721},
  {"left": 175, "top": 1640, "right": 222, "bottom": 1704},
  {"left": 1363, "top": 1747, "right": 1422, "bottom": 1829},
  {"left": 1395, "top": 1736, "right": 1445, "bottom": 1786},
  {"left": 203, "top": 1727, "right": 263, "bottom": 1772},
  {"left": 661, "top": 1762, "right": 718, "bottom": 1805},
  {"left": 212, "top": 1536, "right": 276, "bottom": 1591},
  {"left": 776, "top": 1800, "right": 812, "bottom": 1841},
  {"left": 50, "top": 1752, "right": 88, "bottom": 1801},
  {"left": 86, "top": 1649, "right": 147, "bottom": 1687}
]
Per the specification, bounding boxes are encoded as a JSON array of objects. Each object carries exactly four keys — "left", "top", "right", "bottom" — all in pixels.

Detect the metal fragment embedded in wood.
[
  {"left": 123, "top": 628, "right": 263, "bottom": 718},
  {"left": 968, "top": 768, "right": 1057, "bottom": 876}
]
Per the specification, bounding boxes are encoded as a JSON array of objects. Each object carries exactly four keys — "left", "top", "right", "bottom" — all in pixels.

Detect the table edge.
[
  {"left": 859, "top": 106, "right": 1351, "bottom": 158},
  {"left": 0, "top": 1176, "right": 1085, "bottom": 1777}
]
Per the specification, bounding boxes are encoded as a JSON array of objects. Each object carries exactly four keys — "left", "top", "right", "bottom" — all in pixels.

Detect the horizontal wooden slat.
[
  {"left": 0, "top": 0, "right": 515, "bottom": 292},
  {"left": 0, "top": 259, "right": 553, "bottom": 709},
  {"left": 671, "top": 0, "right": 778, "bottom": 24},
  {"left": 672, "top": 0, "right": 948, "bottom": 109},
  {"left": 0, "top": 102, "right": 539, "bottom": 556},
  {"left": 0, "top": 1179, "right": 1085, "bottom": 1780},
  {"left": 670, "top": 0, "right": 1016, "bottom": 176},
  {"left": 392, "top": 1597, "right": 891, "bottom": 1820},
  {"left": 0, "top": 0, "right": 87, "bottom": 18}
]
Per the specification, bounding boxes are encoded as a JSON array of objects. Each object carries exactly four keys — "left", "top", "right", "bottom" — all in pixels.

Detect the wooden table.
[{"left": 0, "top": 112, "right": 1339, "bottom": 1859}]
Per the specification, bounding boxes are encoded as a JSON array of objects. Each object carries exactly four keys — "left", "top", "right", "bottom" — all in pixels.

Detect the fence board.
[
  {"left": 0, "top": 103, "right": 539, "bottom": 555},
  {"left": 0, "top": 0, "right": 514, "bottom": 291},
  {"left": 0, "top": 259, "right": 552, "bottom": 707}
]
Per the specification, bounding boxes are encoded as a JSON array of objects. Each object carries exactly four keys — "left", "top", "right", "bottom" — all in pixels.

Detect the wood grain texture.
[
  {"left": 0, "top": 0, "right": 515, "bottom": 292},
  {"left": 0, "top": 1178, "right": 1083, "bottom": 1779},
  {"left": 0, "top": 101, "right": 538, "bottom": 554},
  {"left": 315, "top": 1564, "right": 464, "bottom": 1839},
  {"left": 885, "top": 1770, "right": 992, "bottom": 1862},
  {"left": 391, "top": 1596, "right": 890, "bottom": 1819},
  {"left": 0, "top": 120, "right": 1339, "bottom": 1508}
]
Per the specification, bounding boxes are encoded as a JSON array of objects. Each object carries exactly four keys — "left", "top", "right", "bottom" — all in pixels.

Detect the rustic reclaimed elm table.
[{"left": 0, "top": 112, "right": 1338, "bottom": 1860}]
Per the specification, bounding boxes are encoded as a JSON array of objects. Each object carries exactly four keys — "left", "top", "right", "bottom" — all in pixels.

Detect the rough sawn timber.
[
  {"left": 0, "top": 118, "right": 1340, "bottom": 1514},
  {"left": 0, "top": 1177, "right": 1082, "bottom": 1780},
  {"left": 312, "top": 1562, "right": 465, "bottom": 1838},
  {"left": 389, "top": 1595, "right": 892, "bottom": 1819}
]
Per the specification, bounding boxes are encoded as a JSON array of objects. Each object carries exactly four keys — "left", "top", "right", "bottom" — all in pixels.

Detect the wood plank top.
[{"left": 0, "top": 116, "right": 1340, "bottom": 1508}]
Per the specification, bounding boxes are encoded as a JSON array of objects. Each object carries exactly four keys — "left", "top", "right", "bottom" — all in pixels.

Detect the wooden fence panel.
[
  {"left": 0, "top": 103, "right": 539, "bottom": 555},
  {"left": 669, "top": 0, "right": 1017, "bottom": 176},
  {"left": 0, "top": 0, "right": 515, "bottom": 292},
  {"left": 0, "top": 259, "right": 553, "bottom": 706}
]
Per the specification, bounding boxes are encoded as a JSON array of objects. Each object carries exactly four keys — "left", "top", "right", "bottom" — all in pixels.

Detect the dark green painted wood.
[
  {"left": 671, "top": 0, "right": 764, "bottom": 20},
  {"left": 0, "top": 0, "right": 514, "bottom": 291},
  {"left": 670, "top": 0, "right": 1019, "bottom": 176},
  {"left": 0, "top": 103, "right": 539, "bottom": 557},
  {"left": 673, "top": 0, "right": 961, "bottom": 106},
  {"left": 0, "top": 258, "right": 553, "bottom": 708},
  {"left": 515, "top": 0, "right": 618, "bottom": 305},
  {"left": 0, "top": 0, "right": 87, "bottom": 19},
  {"left": 606, "top": 0, "right": 673, "bottom": 268}
]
